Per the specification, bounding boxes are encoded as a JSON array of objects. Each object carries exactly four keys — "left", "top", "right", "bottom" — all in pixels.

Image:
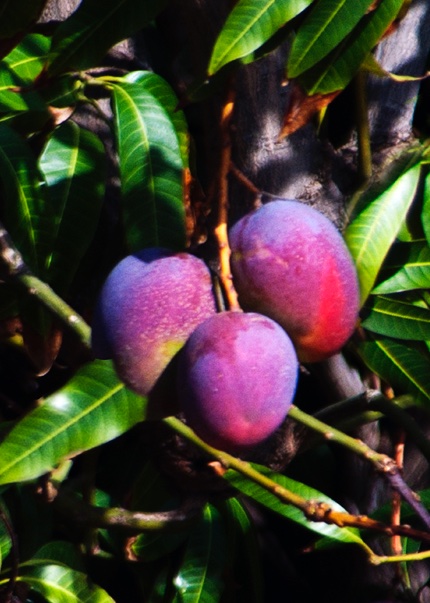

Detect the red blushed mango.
[
  {"left": 177, "top": 311, "right": 298, "bottom": 453},
  {"left": 91, "top": 248, "right": 216, "bottom": 397},
  {"left": 229, "top": 200, "right": 360, "bottom": 362}
]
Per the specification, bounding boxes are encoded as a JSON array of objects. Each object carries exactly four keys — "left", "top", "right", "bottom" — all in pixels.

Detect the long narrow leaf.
[
  {"left": 357, "top": 336, "right": 430, "bottom": 404},
  {"left": 373, "top": 241, "right": 430, "bottom": 293},
  {"left": 124, "top": 71, "right": 189, "bottom": 169},
  {"left": 288, "top": 0, "right": 373, "bottom": 78},
  {"left": 48, "top": 0, "right": 168, "bottom": 76},
  {"left": 112, "top": 81, "right": 186, "bottom": 252},
  {"left": 0, "top": 124, "right": 50, "bottom": 275},
  {"left": 224, "top": 465, "right": 365, "bottom": 546},
  {"left": 298, "top": 0, "right": 404, "bottom": 94},
  {"left": 173, "top": 505, "right": 226, "bottom": 603},
  {"left": 39, "top": 121, "right": 106, "bottom": 296},
  {"left": 208, "top": 0, "right": 314, "bottom": 75},
  {"left": 0, "top": 360, "right": 147, "bottom": 485},
  {"left": 18, "top": 564, "right": 114, "bottom": 603},
  {"left": 362, "top": 296, "right": 430, "bottom": 340},
  {"left": 344, "top": 163, "right": 421, "bottom": 305},
  {"left": 0, "top": 33, "right": 50, "bottom": 88}
]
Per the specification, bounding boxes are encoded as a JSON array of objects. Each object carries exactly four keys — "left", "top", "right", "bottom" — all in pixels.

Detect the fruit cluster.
[{"left": 92, "top": 200, "right": 359, "bottom": 453}]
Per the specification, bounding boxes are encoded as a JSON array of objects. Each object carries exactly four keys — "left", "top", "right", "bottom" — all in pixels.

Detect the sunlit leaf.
[
  {"left": 48, "top": 0, "right": 168, "bottom": 76},
  {"left": 357, "top": 336, "right": 430, "bottom": 403},
  {"left": 0, "top": 360, "right": 147, "bottom": 485},
  {"left": 208, "top": 0, "right": 314, "bottom": 75},
  {"left": 345, "top": 163, "right": 421, "bottom": 305},
  {"left": 288, "top": 0, "right": 373, "bottom": 78},
  {"left": 18, "top": 563, "right": 114, "bottom": 603},
  {"left": 298, "top": 0, "right": 404, "bottom": 94},
  {"left": 0, "top": 33, "right": 50, "bottom": 88},
  {"left": 373, "top": 242, "right": 430, "bottom": 293},
  {"left": 112, "top": 80, "right": 186, "bottom": 252},
  {"left": 362, "top": 296, "right": 430, "bottom": 340},
  {"left": 224, "top": 465, "right": 365, "bottom": 546},
  {"left": 173, "top": 504, "right": 226, "bottom": 603},
  {"left": 124, "top": 71, "right": 189, "bottom": 169},
  {"left": 0, "top": 124, "right": 51, "bottom": 275},
  {"left": 39, "top": 120, "right": 106, "bottom": 295}
]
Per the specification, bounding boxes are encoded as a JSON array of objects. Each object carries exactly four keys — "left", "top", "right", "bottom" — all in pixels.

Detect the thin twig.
[
  {"left": 289, "top": 405, "right": 430, "bottom": 531},
  {"left": 162, "top": 416, "right": 430, "bottom": 559},
  {"left": 213, "top": 85, "right": 240, "bottom": 311},
  {"left": 0, "top": 223, "right": 92, "bottom": 349},
  {"left": 52, "top": 488, "right": 205, "bottom": 533}
]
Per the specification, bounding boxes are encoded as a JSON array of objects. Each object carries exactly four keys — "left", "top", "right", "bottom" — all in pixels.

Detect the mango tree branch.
[
  {"left": 289, "top": 405, "right": 430, "bottom": 531},
  {"left": 214, "top": 85, "right": 240, "bottom": 311},
  {"left": 162, "top": 415, "right": 430, "bottom": 560},
  {"left": 0, "top": 223, "right": 92, "bottom": 348},
  {"left": 51, "top": 488, "right": 205, "bottom": 533}
]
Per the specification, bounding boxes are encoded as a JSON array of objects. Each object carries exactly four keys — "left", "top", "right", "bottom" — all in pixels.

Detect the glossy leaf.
[
  {"left": 373, "top": 242, "right": 430, "bottom": 293},
  {"left": 362, "top": 296, "right": 430, "bottom": 340},
  {"left": 0, "top": 124, "right": 51, "bottom": 275},
  {"left": 48, "top": 0, "right": 168, "bottom": 76},
  {"left": 0, "top": 360, "right": 147, "bottom": 485},
  {"left": 208, "top": 0, "right": 314, "bottom": 75},
  {"left": 288, "top": 0, "right": 373, "bottom": 78},
  {"left": 345, "top": 163, "right": 421, "bottom": 306},
  {"left": 29, "top": 541, "right": 84, "bottom": 572},
  {"left": 39, "top": 120, "right": 106, "bottom": 295},
  {"left": 18, "top": 564, "right": 114, "bottom": 603},
  {"left": 173, "top": 504, "right": 226, "bottom": 603},
  {"left": 298, "top": 0, "right": 404, "bottom": 94},
  {"left": 0, "top": 33, "right": 50, "bottom": 88},
  {"left": 357, "top": 336, "right": 430, "bottom": 403},
  {"left": 124, "top": 71, "right": 189, "bottom": 169},
  {"left": 224, "top": 465, "right": 365, "bottom": 546},
  {"left": 112, "top": 80, "right": 186, "bottom": 252}
]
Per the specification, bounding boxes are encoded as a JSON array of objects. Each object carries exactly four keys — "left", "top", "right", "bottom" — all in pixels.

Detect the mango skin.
[
  {"left": 177, "top": 311, "right": 298, "bottom": 453},
  {"left": 91, "top": 248, "right": 216, "bottom": 397},
  {"left": 229, "top": 200, "right": 360, "bottom": 363}
]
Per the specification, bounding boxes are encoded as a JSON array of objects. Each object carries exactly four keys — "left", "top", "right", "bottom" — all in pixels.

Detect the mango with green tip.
[{"left": 91, "top": 248, "right": 216, "bottom": 397}]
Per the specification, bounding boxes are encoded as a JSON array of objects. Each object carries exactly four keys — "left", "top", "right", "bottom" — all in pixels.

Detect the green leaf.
[
  {"left": 357, "top": 336, "right": 430, "bottom": 403},
  {"left": 362, "top": 296, "right": 430, "bottom": 340},
  {"left": 288, "top": 0, "right": 374, "bottom": 78},
  {"left": 18, "top": 564, "right": 115, "bottom": 603},
  {"left": 48, "top": 0, "right": 168, "bottom": 76},
  {"left": 39, "top": 120, "right": 106, "bottom": 295},
  {"left": 208, "top": 0, "right": 314, "bottom": 75},
  {"left": 298, "top": 0, "right": 404, "bottom": 94},
  {"left": 29, "top": 541, "right": 84, "bottom": 572},
  {"left": 0, "top": 360, "right": 147, "bottom": 485},
  {"left": 0, "top": 124, "right": 51, "bottom": 275},
  {"left": 173, "top": 504, "right": 226, "bottom": 603},
  {"left": 219, "top": 498, "right": 263, "bottom": 603},
  {"left": 224, "top": 465, "right": 365, "bottom": 546},
  {"left": 124, "top": 71, "right": 189, "bottom": 169},
  {"left": 0, "top": 33, "right": 50, "bottom": 88},
  {"left": 344, "top": 163, "right": 421, "bottom": 306},
  {"left": 112, "top": 80, "right": 186, "bottom": 252},
  {"left": 372, "top": 241, "right": 430, "bottom": 294}
]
